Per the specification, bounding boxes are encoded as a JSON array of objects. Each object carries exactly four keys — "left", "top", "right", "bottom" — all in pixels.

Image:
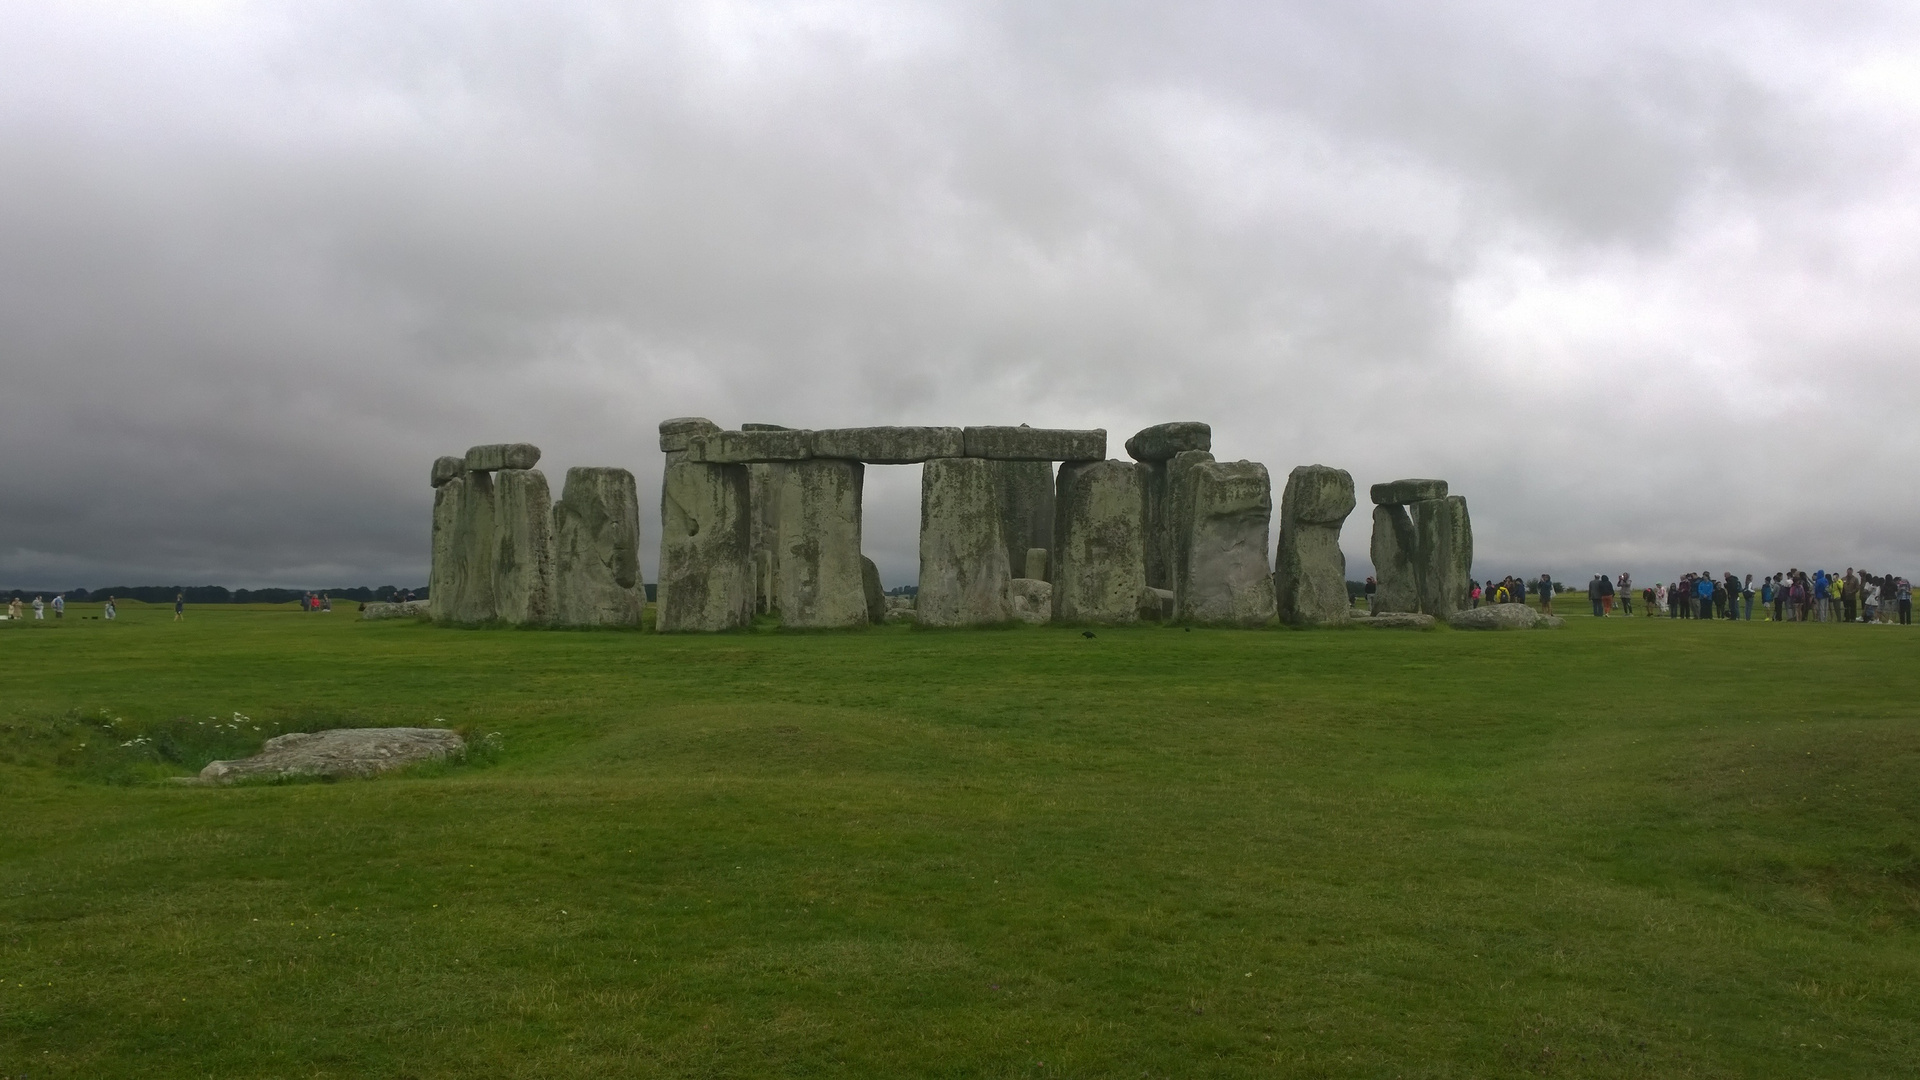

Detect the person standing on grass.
[
  {"left": 1741, "top": 574, "right": 1754, "bottom": 620},
  {"left": 32, "top": 595, "right": 44, "bottom": 620},
  {"left": 1365, "top": 576, "right": 1377, "bottom": 614},
  {"left": 1599, "top": 572, "right": 1615, "bottom": 616},
  {"left": 103, "top": 596, "right": 116, "bottom": 620},
  {"left": 1694, "top": 574, "right": 1713, "bottom": 620},
  {"left": 1898, "top": 577, "right": 1912, "bottom": 625},
  {"left": 51, "top": 593, "right": 63, "bottom": 619},
  {"left": 1540, "top": 574, "right": 1555, "bottom": 615},
  {"left": 1863, "top": 578, "right": 1879, "bottom": 623},
  {"left": 1587, "top": 575, "right": 1601, "bottom": 617},
  {"left": 7, "top": 596, "right": 19, "bottom": 620},
  {"left": 1842, "top": 570, "right": 1859, "bottom": 622},
  {"left": 173, "top": 592, "right": 185, "bottom": 621},
  {"left": 1617, "top": 573, "right": 1633, "bottom": 616}
]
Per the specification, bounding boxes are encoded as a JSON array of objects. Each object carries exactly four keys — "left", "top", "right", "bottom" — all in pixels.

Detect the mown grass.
[{"left": 1, "top": 600, "right": 1916, "bottom": 1077}]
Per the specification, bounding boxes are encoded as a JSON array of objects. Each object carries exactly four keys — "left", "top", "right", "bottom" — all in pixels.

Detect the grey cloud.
[{"left": 3, "top": 0, "right": 1917, "bottom": 592}]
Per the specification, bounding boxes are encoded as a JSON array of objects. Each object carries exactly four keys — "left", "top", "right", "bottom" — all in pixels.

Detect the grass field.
[{"left": 2, "top": 601, "right": 1917, "bottom": 1077}]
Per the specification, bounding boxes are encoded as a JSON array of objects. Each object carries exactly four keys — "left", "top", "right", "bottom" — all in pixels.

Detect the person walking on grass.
[
  {"left": 173, "top": 592, "right": 185, "bottom": 622},
  {"left": 1587, "top": 575, "right": 1602, "bottom": 617},
  {"left": 1540, "top": 574, "right": 1555, "bottom": 615},
  {"left": 103, "top": 596, "right": 116, "bottom": 620},
  {"left": 51, "top": 593, "right": 63, "bottom": 619},
  {"left": 7, "top": 596, "right": 19, "bottom": 620},
  {"left": 1618, "top": 573, "right": 1633, "bottom": 616},
  {"left": 1599, "top": 572, "right": 1615, "bottom": 616}
]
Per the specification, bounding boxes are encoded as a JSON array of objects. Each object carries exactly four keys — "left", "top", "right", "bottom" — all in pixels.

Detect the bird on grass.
[{"left": 1081, "top": 630, "right": 1096, "bottom": 639}]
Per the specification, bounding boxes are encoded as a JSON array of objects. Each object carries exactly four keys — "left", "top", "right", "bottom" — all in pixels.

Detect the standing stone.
[
  {"left": 1274, "top": 465, "right": 1356, "bottom": 627},
  {"left": 552, "top": 466, "right": 643, "bottom": 627},
  {"left": 772, "top": 459, "right": 868, "bottom": 628},
  {"left": 1009, "top": 578, "right": 1053, "bottom": 624},
  {"left": 657, "top": 459, "right": 753, "bottom": 632},
  {"left": 1024, "top": 548, "right": 1049, "bottom": 582},
  {"left": 1052, "top": 460, "right": 1147, "bottom": 624},
  {"left": 918, "top": 457, "right": 1013, "bottom": 627},
  {"left": 435, "top": 470, "right": 498, "bottom": 624},
  {"left": 493, "top": 469, "right": 555, "bottom": 626},
  {"left": 1136, "top": 459, "right": 1170, "bottom": 589},
  {"left": 742, "top": 423, "right": 792, "bottom": 616},
  {"left": 988, "top": 459, "right": 1054, "bottom": 586},
  {"left": 861, "top": 556, "right": 887, "bottom": 626},
  {"left": 1165, "top": 449, "right": 1216, "bottom": 602},
  {"left": 1411, "top": 495, "right": 1473, "bottom": 618},
  {"left": 1177, "top": 460, "right": 1276, "bottom": 626},
  {"left": 659, "top": 417, "right": 721, "bottom": 457},
  {"left": 1369, "top": 504, "right": 1421, "bottom": 614}
]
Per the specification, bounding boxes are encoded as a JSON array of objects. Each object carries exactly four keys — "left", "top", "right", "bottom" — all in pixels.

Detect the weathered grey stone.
[
  {"left": 685, "top": 429, "right": 813, "bottom": 464},
  {"left": 431, "top": 456, "right": 464, "bottom": 488},
  {"left": 1052, "top": 460, "right": 1147, "bottom": 624},
  {"left": 861, "top": 556, "right": 887, "bottom": 625},
  {"left": 464, "top": 443, "right": 541, "bottom": 472},
  {"left": 1275, "top": 465, "right": 1355, "bottom": 627},
  {"left": 1009, "top": 578, "right": 1052, "bottom": 624},
  {"left": 1412, "top": 495, "right": 1473, "bottom": 618},
  {"left": 435, "top": 471, "right": 498, "bottom": 625},
  {"left": 361, "top": 599, "right": 432, "bottom": 620},
  {"left": 657, "top": 460, "right": 754, "bottom": 631},
  {"left": 1448, "top": 603, "right": 1560, "bottom": 630},
  {"left": 660, "top": 417, "right": 721, "bottom": 455},
  {"left": 190, "top": 728, "right": 465, "bottom": 784},
  {"left": 746, "top": 458, "right": 789, "bottom": 616},
  {"left": 1349, "top": 611, "right": 1436, "bottom": 630},
  {"left": 1369, "top": 504, "right": 1421, "bottom": 614},
  {"left": 917, "top": 457, "right": 1013, "bottom": 627},
  {"left": 1177, "top": 460, "right": 1277, "bottom": 627},
  {"left": 810, "top": 426, "right": 965, "bottom": 464},
  {"left": 552, "top": 466, "right": 643, "bottom": 627},
  {"left": 988, "top": 459, "right": 1054, "bottom": 583},
  {"left": 1163, "top": 449, "right": 1215, "bottom": 601},
  {"left": 1024, "top": 547, "right": 1049, "bottom": 581},
  {"left": 1137, "top": 459, "right": 1169, "bottom": 589},
  {"left": 1142, "top": 586, "right": 1176, "bottom": 621},
  {"left": 493, "top": 469, "right": 555, "bottom": 625},
  {"left": 1125, "top": 421, "right": 1212, "bottom": 462},
  {"left": 963, "top": 426, "right": 1106, "bottom": 461},
  {"left": 772, "top": 459, "right": 868, "bottom": 628},
  {"left": 1370, "top": 478, "right": 1448, "bottom": 505}
]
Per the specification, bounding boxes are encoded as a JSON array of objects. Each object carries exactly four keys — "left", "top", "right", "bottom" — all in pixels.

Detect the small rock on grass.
[{"left": 180, "top": 728, "right": 466, "bottom": 785}]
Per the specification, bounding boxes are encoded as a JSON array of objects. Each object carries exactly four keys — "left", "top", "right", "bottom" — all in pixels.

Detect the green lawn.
[{"left": 2, "top": 602, "right": 1916, "bottom": 1077}]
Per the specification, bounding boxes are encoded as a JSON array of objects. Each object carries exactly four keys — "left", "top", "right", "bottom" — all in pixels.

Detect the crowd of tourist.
[{"left": 1469, "top": 568, "right": 1912, "bottom": 624}]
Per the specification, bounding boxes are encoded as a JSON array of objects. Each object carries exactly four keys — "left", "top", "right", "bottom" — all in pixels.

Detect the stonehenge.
[
  {"left": 425, "top": 419, "right": 1475, "bottom": 635},
  {"left": 1275, "top": 465, "right": 1357, "bottom": 627},
  {"left": 1368, "top": 479, "right": 1475, "bottom": 618}
]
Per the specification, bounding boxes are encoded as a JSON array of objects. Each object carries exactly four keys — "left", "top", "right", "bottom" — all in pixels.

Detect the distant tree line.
[{"left": 4, "top": 585, "right": 428, "bottom": 604}]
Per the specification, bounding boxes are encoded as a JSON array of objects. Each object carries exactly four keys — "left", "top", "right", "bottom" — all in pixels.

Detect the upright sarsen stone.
[
  {"left": 1052, "top": 460, "right": 1147, "bottom": 624},
  {"left": 1178, "top": 460, "right": 1276, "bottom": 627},
  {"left": 657, "top": 459, "right": 753, "bottom": 631},
  {"left": 861, "top": 556, "right": 887, "bottom": 625},
  {"left": 435, "top": 470, "right": 498, "bottom": 624},
  {"left": 988, "top": 460, "right": 1054, "bottom": 587},
  {"left": 493, "top": 469, "right": 555, "bottom": 626},
  {"left": 552, "top": 466, "right": 643, "bottom": 627},
  {"left": 918, "top": 457, "right": 1013, "bottom": 627},
  {"left": 1274, "top": 465, "right": 1355, "bottom": 626},
  {"left": 772, "top": 459, "right": 868, "bottom": 629},
  {"left": 742, "top": 423, "right": 793, "bottom": 616},
  {"left": 1164, "top": 449, "right": 1215, "bottom": 601},
  {"left": 1370, "top": 504, "right": 1420, "bottom": 614},
  {"left": 1411, "top": 495, "right": 1473, "bottom": 618}
]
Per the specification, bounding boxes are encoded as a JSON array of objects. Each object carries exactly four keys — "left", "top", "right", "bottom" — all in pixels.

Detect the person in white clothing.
[
  {"left": 32, "top": 596, "right": 44, "bottom": 620},
  {"left": 103, "top": 596, "right": 117, "bottom": 620}
]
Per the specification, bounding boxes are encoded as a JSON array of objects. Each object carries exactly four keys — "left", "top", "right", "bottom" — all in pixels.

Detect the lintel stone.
[
  {"left": 1125, "top": 422, "right": 1212, "bottom": 462},
  {"left": 659, "top": 417, "right": 721, "bottom": 454},
  {"left": 810, "top": 426, "right": 965, "bottom": 464},
  {"left": 431, "top": 456, "right": 464, "bottom": 488},
  {"left": 1370, "top": 478, "right": 1447, "bottom": 505},
  {"left": 684, "top": 429, "right": 814, "bottom": 464},
  {"left": 464, "top": 443, "right": 541, "bottom": 472},
  {"left": 963, "top": 426, "right": 1105, "bottom": 461}
]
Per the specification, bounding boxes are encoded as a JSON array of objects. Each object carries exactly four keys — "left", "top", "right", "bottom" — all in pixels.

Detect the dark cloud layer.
[{"left": 3, "top": 1, "right": 1916, "bottom": 590}]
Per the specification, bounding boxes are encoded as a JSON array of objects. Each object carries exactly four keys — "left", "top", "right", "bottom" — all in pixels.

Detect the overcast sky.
[{"left": 4, "top": 1, "right": 1917, "bottom": 590}]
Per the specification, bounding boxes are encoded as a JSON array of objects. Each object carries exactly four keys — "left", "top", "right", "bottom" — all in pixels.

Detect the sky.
[{"left": 3, "top": 0, "right": 1918, "bottom": 591}]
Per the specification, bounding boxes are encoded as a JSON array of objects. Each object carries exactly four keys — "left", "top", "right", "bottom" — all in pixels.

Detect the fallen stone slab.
[
  {"left": 187, "top": 728, "right": 466, "bottom": 784},
  {"left": 1370, "top": 479, "right": 1447, "bottom": 505},
  {"left": 660, "top": 417, "right": 721, "bottom": 455},
  {"left": 810, "top": 427, "right": 965, "bottom": 463},
  {"left": 1141, "top": 586, "right": 1175, "bottom": 621},
  {"left": 685, "top": 429, "right": 813, "bottom": 464},
  {"left": 464, "top": 443, "right": 541, "bottom": 472},
  {"left": 963, "top": 426, "right": 1106, "bottom": 461},
  {"left": 362, "top": 600, "right": 432, "bottom": 620},
  {"left": 430, "top": 456, "right": 464, "bottom": 488},
  {"left": 1448, "top": 603, "right": 1562, "bottom": 630},
  {"left": 1125, "top": 422, "right": 1212, "bottom": 462},
  {"left": 1346, "top": 611, "right": 1436, "bottom": 629}
]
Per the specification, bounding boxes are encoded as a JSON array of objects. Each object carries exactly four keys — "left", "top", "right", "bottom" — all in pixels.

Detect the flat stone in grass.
[
  {"left": 1448, "top": 603, "right": 1562, "bottom": 630},
  {"left": 187, "top": 728, "right": 466, "bottom": 784},
  {"left": 361, "top": 600, "right": 432, "bottom": 620}
]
